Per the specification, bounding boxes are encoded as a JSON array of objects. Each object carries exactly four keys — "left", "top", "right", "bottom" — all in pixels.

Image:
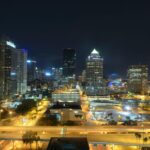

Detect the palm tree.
[
  {"left": 22, "top": 131, "right": 29, "bottom": 149},
  {"left": 33, "top": 132, "right": 40, "bottom": 150},
  {"left": 134, "top": 132, "right": 141, "bottom": 150},
  {"left": 22, "top": 131, "right": 39, "bottom": 149},
  {"left": 135, "top": 133, "right": 141, "bottom": 139},
  {"left": 143, "top": 137, "right": 148, "bottom": 145}
]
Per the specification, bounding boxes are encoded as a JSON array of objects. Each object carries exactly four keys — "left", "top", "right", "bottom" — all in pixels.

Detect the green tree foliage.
[
  {"left": 16, "top": 100, "right": 36, "bottom": 115},
  {"left": 143, "top": 137, "right": 148, "bottom": 143},
  {"left": 135, "top": 132, "right": 141, "bottom": 139},
  {"left": 22, "top": 131, "right": 40, "bottom": 149},
  {"left": 37, "top": 116, "right": 59, "bottom": 126},
  {"left": 62, "top": 120, "right": 77, "bottom": 126},
  {"left": 108, "top": 120, "right": 117, "bottom": 125}
]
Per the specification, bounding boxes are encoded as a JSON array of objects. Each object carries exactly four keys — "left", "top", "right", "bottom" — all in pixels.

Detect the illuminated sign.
[
  {"left": 6, "top": 41, "right": 16, "bottom": 48},
  {"left": 27, "top": 60, "right": 31, "bottom": 63},
  {"left": 45, "top": 72, "right": 51, "bottom": 76},
  {"left": 27, "top": 60, "right": 36, "bottom": 63},
  {"left": 11, "top": 72, "right": 16, "bottom": 76}
]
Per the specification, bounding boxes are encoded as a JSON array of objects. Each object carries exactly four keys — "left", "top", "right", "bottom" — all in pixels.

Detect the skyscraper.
[
  {"left": 0, "top": 38, "right": 27, "bottom": 99},
  {"left": 63, "top": 48, "right": 76, "bottom": 77},
  {"left": 17, "top": 49, "right": 27, "bottom": 94},
  {"left": 86, "top": 49, "right": 103, "bottom": 86},
  {"left": 127, "top": 65, "right": 148, "bottom": 94},
  {"left": 51, "top": 67, "right": 63, "bottom": 80},
  {"left": 27, "top": 59, "right": 37, "bottom": 84}
]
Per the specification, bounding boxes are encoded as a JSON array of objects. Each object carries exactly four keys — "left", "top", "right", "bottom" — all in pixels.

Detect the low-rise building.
[
  {"left": 49, "top": 102, "right": 85, "bottom": 122},
  {"left": 52, "top": 89, "right": 80, "bottom": 103}
]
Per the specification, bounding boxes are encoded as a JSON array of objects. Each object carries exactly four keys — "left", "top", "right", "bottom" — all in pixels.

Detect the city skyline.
[
  {"left": 1, "top": 37, "right": 149, "bottom": 79},
  {"left": 1, "top": 1, "right": 150, "bottom": 149},
  {"left": 0, "top": 1, "right": 150, "bottom": 76}
]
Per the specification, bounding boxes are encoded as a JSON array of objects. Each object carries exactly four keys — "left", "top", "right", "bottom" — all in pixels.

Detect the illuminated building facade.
[
  {"left": 86, "top": 49, "right": 103, "bottom": 86},
  {"left": 0, "top": 39, "right": 27, "bottom": 99},
  {"left": 107, "top": 73, "right": 127, "bottom": 93},
  {"left": 81, "top": 70, "right": 86, "bottom": 82},
  {"left": 63, "top": 48, "right": 76, "bottom": 77},
  {"left": 52, "top": 89, "right": 80, "bottom": 103},
  {"left": 51, "top": 67, "right": 63, "bottom": 80},
  {"left": 127, "top": 65, "right": 148, "bottom": 94},
  {"left": 17, "top": 49, "right": 27, "bottom": 94}
]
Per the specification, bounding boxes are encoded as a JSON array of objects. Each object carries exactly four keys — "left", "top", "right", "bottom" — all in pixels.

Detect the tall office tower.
[
  {"left": 81, "top": 70, "right": 86, "bottom": 82},
  {"left": 51, "top": 67, "right": 63, "bottom": 80},
  {"left": 34, "top": 67, "right": 44, "bottom": 80},
  {"left": 0, "top": 38, "right": 27, "bottom": 99},
  {"left": 17, "top": 49, "right": 27, "bottom": 94},
  {"left": 127, "top": 65, "right": 148, "bottom": 94},
  {"left": 86, "top": 49, "right": 103, "bottom": 86},
  {"left": 63, "top": 48, "right": 76, "bottom": 77},
  {"left": 27, "top": 59, "right": 37, "bottom": 84}
]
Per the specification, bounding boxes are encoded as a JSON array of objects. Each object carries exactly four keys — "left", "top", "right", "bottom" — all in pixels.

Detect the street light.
[
  {"left": 0, "top": 109, "right": 3, "bottom": 120},
  {"left": 125, "top": 105, "right": 131, "bottom": 111},
  {"left": 9, "top": 111, "right": 13, "bottom": 115}
]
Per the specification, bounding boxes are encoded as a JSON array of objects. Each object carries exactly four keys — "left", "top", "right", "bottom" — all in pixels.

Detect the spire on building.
[{"left": 91, "top": 48, "right": 99, "bottom": 55}]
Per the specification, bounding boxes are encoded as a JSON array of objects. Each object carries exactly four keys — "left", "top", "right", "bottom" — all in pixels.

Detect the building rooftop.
[
  {"left": 91, "top": 48, "right": 99, "bottom": 54},
  {"left": 47, "top": 137, "right": 89, "bottom": 150},
  {"left": 50, "top": 102, "right": 81, "bottom": 109},
  {"left": 53, "top": 89, "right": 79, "bottom": 94}
]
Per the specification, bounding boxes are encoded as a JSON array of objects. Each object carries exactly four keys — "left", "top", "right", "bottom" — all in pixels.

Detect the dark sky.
[{"left": 0, "top": 0, "right": 150, "bottom": 77}]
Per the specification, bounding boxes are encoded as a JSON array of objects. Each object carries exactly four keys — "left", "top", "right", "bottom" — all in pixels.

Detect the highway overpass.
[{"left": 0, "top": 126, "right": 150, "bottom": 146}]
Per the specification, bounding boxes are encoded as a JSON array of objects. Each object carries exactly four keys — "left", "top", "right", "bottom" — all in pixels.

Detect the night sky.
[{"left": 0, "top": 0, "right": 150, "bottom": 77}]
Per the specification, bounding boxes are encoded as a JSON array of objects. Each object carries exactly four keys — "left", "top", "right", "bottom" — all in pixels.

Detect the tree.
[
  {"left": 35, "top": 135, "right": 40, "bottom": 150},
  {"left": 108, "top": 120, "right": 117, "bottom": 125},
  {"left": 16, "top": 100, "right": 36, "bottom": 115},
  {"left": 135, "top": 132, "right": 142, "bottom": 150},
  {"left": 37, "top": 116, "right": 59, "bottom": 126},
  {"left": 105, "top": 113, "right": 113, "bottom": 121},
  {"left": 143, "top": 137, "right": 148, "bottom": 144},
  {"left": 22, "top": 131, "right": 33, "bottom": 149},
  {"left": 135, "top": 132, "right": 141, "bottom": 140},
  {"left": 22, "top": 131, "right": 40, "bottom": 150},
  {"left": 62, "top": 121, "right": 76, "bottom": 126}
]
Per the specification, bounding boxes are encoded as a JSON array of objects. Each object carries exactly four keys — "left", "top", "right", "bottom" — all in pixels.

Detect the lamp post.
[
  {"left": 9, "top": 111, "right": 13, "bottom": 115},
  {"left": 0, "top": 109, "right": 3, "bottom": 120}
]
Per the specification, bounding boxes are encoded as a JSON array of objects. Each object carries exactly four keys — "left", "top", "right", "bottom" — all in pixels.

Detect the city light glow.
[
  {"left": 11, "top": 72, "right": 16, "bottom": 76},
  {"left": 124, "top": 105, "right": 131, "bottom": 111},
  {"left": 6, "top": 41, "right": 16, "bottom": 48},
  {"left": 91, "top": 48, "right": 99, "bottom": 54},
  {"left": 45, "top": 72, "right": 51, "bottom": 76},
  {"left": 27, "top": 60, "right": 31, "bottom": 63}
]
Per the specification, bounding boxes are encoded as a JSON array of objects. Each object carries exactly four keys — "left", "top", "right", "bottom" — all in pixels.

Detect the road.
[
  {"left": 0, "top": 125, "right": 149, "bottom": 132},
  {"left": 0, "top": 126, "right": 150, "bottom": 143},
  {"left": 0, "top": 100, "right": 49, "bottom": 150},
  {"left": 0, "top": 131, "right": 150, "bottom": 149},
  {"left": 1, "top": 95, "right": 150, "bottom": 149}
]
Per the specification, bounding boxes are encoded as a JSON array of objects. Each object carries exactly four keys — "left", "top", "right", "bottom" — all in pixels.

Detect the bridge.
[
  {"left": 0, "top": 126, "right": 150, "bottom": 147},
  {"left": 0, "top": 125, "right": 148, "bottom": 133}
]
